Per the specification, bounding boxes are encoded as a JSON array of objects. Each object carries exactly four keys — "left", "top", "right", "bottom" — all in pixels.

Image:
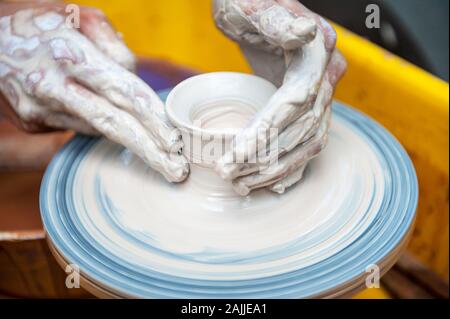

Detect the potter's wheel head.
[{"left": 40, "top": 96, "right": 418, "bottom": 298}]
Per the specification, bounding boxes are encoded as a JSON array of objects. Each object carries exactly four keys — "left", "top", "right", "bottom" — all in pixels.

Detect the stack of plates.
[{"left": 40, "top": 90, "right": 418, "bottom": 298}]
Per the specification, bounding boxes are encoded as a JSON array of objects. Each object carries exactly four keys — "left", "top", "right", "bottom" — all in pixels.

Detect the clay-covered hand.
[
  {"left": 213, "top": 0, "right": 347, "bottom": 195},
  {"left": 0, "top": 4, "right": 189, "bottom": 182}
]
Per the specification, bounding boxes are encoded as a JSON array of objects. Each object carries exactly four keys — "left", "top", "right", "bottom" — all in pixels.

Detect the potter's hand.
[
  {"left": 213, "top": 0, "right": 347, "bottom": 195},
  {"left": 0, "top": 5, "right": 189, "bottom": 182}
]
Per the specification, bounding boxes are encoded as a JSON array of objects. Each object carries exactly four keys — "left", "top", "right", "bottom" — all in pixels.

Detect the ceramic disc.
[{"left": 40, "top": 90, "right": 418, "bottom": 298}]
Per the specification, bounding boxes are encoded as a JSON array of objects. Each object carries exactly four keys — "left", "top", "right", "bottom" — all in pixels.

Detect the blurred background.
[{"left": 0, "top": 0, "right": 448, "bottom": 299}]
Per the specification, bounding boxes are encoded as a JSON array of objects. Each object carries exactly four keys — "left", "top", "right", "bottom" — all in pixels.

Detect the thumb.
[
  {"left": 214, "top": 0, "right": 317, "bottom": 51},
  {"left": 251, "top": 3, "right": 317, "bottom": 50}
]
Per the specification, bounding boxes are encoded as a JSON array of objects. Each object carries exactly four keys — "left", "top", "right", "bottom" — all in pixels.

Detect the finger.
[
  {"left": 276, "top": 73, "right": 333, "bottom": 155},
  {"left": 40, "top": 111, "right": 98, "bottom": 135},
  {"left": 216, "top": 30, "right": 328, "bottom": 180},
  {"left": 47, "top": 35, "right": 182, "bottom": 154},
  {"left": 246, "top": 2, "right": 317, "bottom": 50},
  {"left": 277, "top": 49, "right": 346, "bottom": 151},
  {"left": 232, "top": 108, "right": 330, "bottom": 196},
  {"left": 276, "top": 49, "right": 346, "bottom": 152},
  {"left": 79, "top": 7, "right": 136, "bottom": 72},
  {"left": 34, "top": 79, "right": 189, "bottom": 183},
  {"left": 267, "top": 51, "right": 346, "bottom": 193},
  {"left": 0, "top": 72, "right": 97, "bottom": 135},
  {"left": 268, "top": 108, "right": 331, "bottom": 194},
  {"left": 326, "top": 49, "right": 348, "bottom": 87},
  {"left": 269, "top": 163, "right": 306, "bottom": 194},
  {"left": 276, "top": 0, "right": 337, "bottom": 52},
  {"left": 214, "top": 0, "right": 317, "bottom": 52}
]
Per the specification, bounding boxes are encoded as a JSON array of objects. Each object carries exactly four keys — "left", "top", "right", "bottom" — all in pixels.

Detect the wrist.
[{"left": 0, "top": 2, "right": 64, "bottom": 18}]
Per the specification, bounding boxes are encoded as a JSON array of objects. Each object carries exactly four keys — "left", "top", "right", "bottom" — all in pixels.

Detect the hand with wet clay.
[
  {"left": 214, "top": 0, "right": 347, "bottom": 195},
  {"left": 0, "top": 3, "right": 189, "bottom": 182}
]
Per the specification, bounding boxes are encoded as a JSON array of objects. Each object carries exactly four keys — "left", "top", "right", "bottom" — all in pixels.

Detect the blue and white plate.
[{"left": 40, "top": 90, "right": 418, "bottom": 298}]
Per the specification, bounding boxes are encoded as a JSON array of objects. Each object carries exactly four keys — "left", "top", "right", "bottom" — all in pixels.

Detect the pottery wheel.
[{"left": 40, "top": 89, "right": 418, "bottom": 298}]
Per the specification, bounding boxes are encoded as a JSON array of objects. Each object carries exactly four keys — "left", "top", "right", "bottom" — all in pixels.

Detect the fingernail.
[
  {"left": 165, "top": 158, "right": 190, "bottom": 183},
  {"left": 168, "top": 140, "right": 184, "bottom": 154},
  {"left": 166, "top": 129, "right": 183, "bottom": 154},
  {"left": 233, "top": 180, "right": 250, "bottom": 196},
  {"left": 215, "top": 162, "right": 237, "bottom": 181},
  {"left": 270, "top": 183, "right": 286, "bottom": 194},
  {"left": 291, "top": 17, "right": 317, "bottom": 37}
]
